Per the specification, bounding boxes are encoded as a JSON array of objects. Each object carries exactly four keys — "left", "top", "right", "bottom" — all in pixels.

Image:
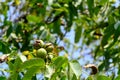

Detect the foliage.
[{"left": 0, "top": 0, "right": 120, "bottom": 80}]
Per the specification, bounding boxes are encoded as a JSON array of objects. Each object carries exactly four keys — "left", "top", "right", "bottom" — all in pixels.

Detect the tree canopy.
[{"left": 0, "top": 0, "right": 120, "bottom": 80}]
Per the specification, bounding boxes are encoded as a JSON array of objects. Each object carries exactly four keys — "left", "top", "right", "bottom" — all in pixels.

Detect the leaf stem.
[{"left": 68, "top": 63, "right": 70, "bottom": 80}]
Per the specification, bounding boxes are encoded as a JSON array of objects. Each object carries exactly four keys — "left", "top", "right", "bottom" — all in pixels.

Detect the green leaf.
[
  {"left": 87, "top": 0, "right": 94, "bottom": 17},
  {"left": 97, "top": 75, "right": 111, "bottom": 80},
  {"left": 114, "top": 21, "right": 120, "bottom": 32},
  {"left": 14, "top": 0, "right": 21, "bottom": 6},
  {"left": 94, "top": 6, "right": 101, "bottom": 15},
  {"left": 58, "top": 0, "right": 70, "bottom": 3},
  {"left": 112, "top": 21, "right": 120, "bottom": 45},
  {"left": 61, "top": 76, "right": 67, "bottom": 80},
  {"left": 86, "top": 76, "right": 93, "bottom": 80},
  {"left": 8, "top": 57, "right": 22, "bottom": 80},
  {"left": 9, "top": 72, "right": 19, "bottom": 80},
  {"left": 0, "top": 76, "right": 6, "bottom": 80},
  {"left": 108, "top": 15, "right": 115, "bottom": 25},
  {"left": 27, "top": 15, "right": 40, "bottom": 23},
  {"left": 53, "top": 56, "right": 68, "bottom": 71},
  {"left": 45, "top": 65, "right": 54, "bottom": 78},
  {"left": 75, "top": 26, "right": 82, "bottom": 43},
  {"left": 51, "top": 3, "right": 61, "bottom": 8},
  {"left": 69, "top": 2, "right": 78, "bottom": 16},
  {"left": 72, "top": 74, "right": 77, "bottom": 80},
  {"left": 115, "top": 75, "right": 120, "bottom": 80},
  {"left": 15, "top": 23, "right": 22, "bottom": 35},
  {"left": 6, "top": 25, "right": 12, "bottom": 37},
  {"left": 19, "top": 54, "right": 27, "bottom": 62},
  {"left": 22, "top": 66, "right": 40, "bottom": 80},
  {"left": 69, "top": 60, "right": 81, "bottom": 79},
  {"left": 50, "top": 72, "right": 58, "bottom": 80},
  {"left": 101, "top": 25, "right": 114, "bottom": 47},
  {"left": 0, "top": 41, "right": 10, "bottom": 54},
  {"left": 53, "top": 19, "right": 61, "bottom": 34},
  {"left": 77, "top": 1, "right": 84, "bottom": 13},
  {"left": 8, "top": 61, "right": 14, "bottom": 71},
  {"left": 14, "top": 57, "right": 22, "bottom": 69},
  {"left": 98, "top": 62, "right": 105, "bottom": 71},
  {"left": 99, "top": 0, "right": 108, "bottom": 5},
  {"left": 39, "top": 30, "right": 49, "bottom": 39},
  {"left": 65, "top": 2, "right": 75, "bottom": 29},
  {"left": 20, "top": 58, "right": 45, "bottom": 70},
  {"left": 17, "top": 74, "right": 21, "bottom": 80}
]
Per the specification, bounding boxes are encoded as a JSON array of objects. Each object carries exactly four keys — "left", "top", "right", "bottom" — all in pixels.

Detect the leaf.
[
  {"left": 45, "top": 65, "right": 54, "bottom": 78},
  {"left": 77, "top": 1, "right": 84, "bottom": 13},
  {"left": 99, "top": 0, "right": 108, "bottom": 5},
  {"left": 11, "top": 33, "right": 17, "bottom": 39},
  {"left": 6, "top": 25, "right": 12, "bottom": 37},
  {"left": 9, "top": 72, "right": 19, "bottom": 80},
  {"left": 97, "top": 75, "right": 111, "bottom": 80},
  {"left": 9, "top": 57, "right": 22, "bottom": 80},
  {"left": 19, "top": 54, "right": 27, "bottom": 62},
  {"left": 14, "top": 57, "right": 22, "bottom": 69},
  {"left": 86, "top": 76, "right": 93, "bottom": 80},
  {"left": 39, "top": 30, "right": 49, "bottom": 39},
  {"left": 101, "top": 25, "right": 114, "bottom": 47},
  {"left": 61, "top": 76, "right": 67, "bottom": 80},
  {"left": 0, "top": 41, "right": 10, "bottom": 54},
  {"left": 114, "top": 21, "right": 120, "bottom": 35},
  {"left": 69, "top": 60, "right": 81, "bottom": 79},
  {"left": 14, "top": 0, "right": 21, "bottom": 5},
  {"left": 87, "top": 0, "right": 94, "bottom": 17},
  {"left": 0, "top": 76, "right": 6, "bottom": 80},
  {"left": 98, "top": 62, "right": 105, "bottom": 72},
  {"left": 51, "top": 3, "right": 61, "bottom": 8},
  {"left": 50, "top": 72, "right": 57, "bottom": 80},
  {"left": 114, "top": 21, "right": 120, "bottom": 30},
  {"left": 7, "top": 61, "right": 14, "bottom": 71},
  {"left": 72, "top": 74, "right": 77, "bottom": 80},
  {"left": 27, "top": 15, "right": 40, "bottom": 23},
  {"left": 104, "top": 21, "right": 120, "bottom": 48},
  {"left": 69, "top": 2, "right": 78, "bottom": 16},
  {"left": 108, "top": 15, "right": 115, "bottom": 25},
  {"left": 115, "top": 75, "right": 120, "bottom": 80},
  {"left": 17, "top": 75, "right": 21, "bottom": 80},
  {"left": 15, "top": 23, "right": 22, "bottom": 35},
  {"left": 94, "top": 6, "right": 101, "bottom": 15},
  {"left": 53, "top": 56, "right": 68, "bottom": 71},
  {"left": 22, "top": 66, "right": 40, "bottom": 80},
  {"left": 58, "top": 0, "right": 70, "bottom": 3},
  {"left": 53, "top": 19, "right": 61, "bottom": 34},
  {"left": 20, "top": 58, "right": 45, "bottom": 70},
  {"left": 75, "top": 26, "right": 82, "bottom": 43}
]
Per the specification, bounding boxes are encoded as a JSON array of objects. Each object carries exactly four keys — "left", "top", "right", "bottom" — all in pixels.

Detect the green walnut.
[
  {"left": 36, "top": 40, "right": 44, "bottom": 47},
  {"left": 46, "top": 45, "right": 54, "bottom": 52},
  {"left": 45, "top": 43, "right": 54, "bottom": 52},
  {"left": 45, "top": 43, "right": 52, "bottom": 47},
  {"left": 34, "top": 40, "right": 44, "bottom": 49},
  {"left": 36, "top": 48, "right": 47, "bottom": 59}
]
